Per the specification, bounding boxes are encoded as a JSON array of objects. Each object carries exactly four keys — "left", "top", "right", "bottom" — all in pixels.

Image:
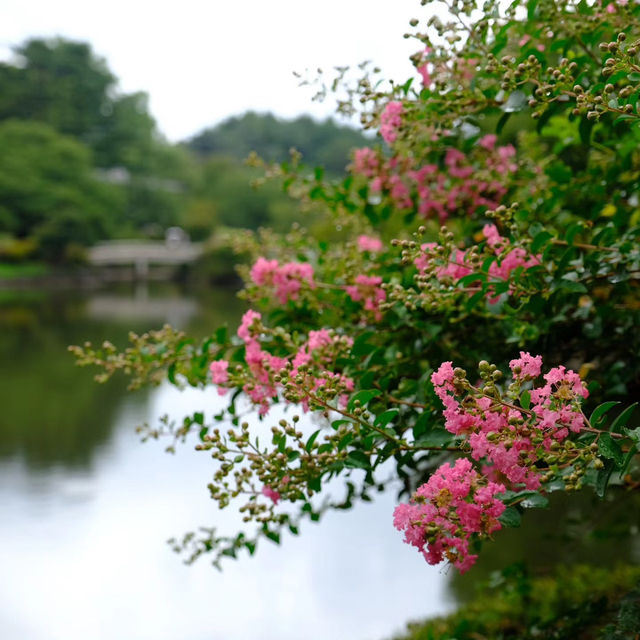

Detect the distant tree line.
[{"left": 0, "top": 37, "right": 368, "bottom": 263}]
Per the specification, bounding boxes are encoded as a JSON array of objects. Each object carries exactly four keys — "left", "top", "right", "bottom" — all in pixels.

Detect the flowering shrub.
[{"left": 72, "top": 0, "right": 640, "bottom": 575}]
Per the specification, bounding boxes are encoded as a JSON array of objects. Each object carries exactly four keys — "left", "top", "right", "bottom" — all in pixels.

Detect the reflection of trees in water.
[
  {"left": 0, "top": 285, "right": 243, "bottom": 470},
  {"left": 448, "top": 489, "right": 640, "bottom": 604},
  {"left": 0, "top": 292, "right": 147, "bottom": 469}
]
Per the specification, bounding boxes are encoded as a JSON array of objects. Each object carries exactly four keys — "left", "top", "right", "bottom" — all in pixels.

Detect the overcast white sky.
[{"left": 1, "top": 0, "right": 423, "bottom": 141}]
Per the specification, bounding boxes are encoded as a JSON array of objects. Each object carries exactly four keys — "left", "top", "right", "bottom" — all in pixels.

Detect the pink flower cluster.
[
  {"left": 261, "top": 485, "right": 281, "bottom": 505},
  {"left": 380, "top": 101, "right": 404, "bottom": 144},
  {"left": 357, "top": 235, "right": 383, "bottom": 253},
  {"left": 393, "top": 458, "right": 505, "bottom": 573},
  {"left": 289, "top": 328, "right": 354, "bottom": 411},
  {"left": 414, "top": 224, "right": 540, "bottom": 302},
  {"left": 431, "top": 354, "right": 589, "bottom": 491},
  {"left": 250, "top": 257, "right": 315, "bottom": 305},
  {"left": 352, "top": 148, "right": 380, "bottom": 178},
  {"left": 213, "top": 310, "right": 354, "bottom": 415},
  {"left": 345, "top": 274, "right": 387, "bottom": 321},
  {"left": 352, "top": 138, "right": 517, "bottom": 221},
  {"left": 209, "top": 360, "right": 229, "bottom": 396}
]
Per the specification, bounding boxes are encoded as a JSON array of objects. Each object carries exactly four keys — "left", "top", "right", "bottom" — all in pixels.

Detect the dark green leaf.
[
  {"left": 347, "top": 389, "right": 382, "bottom": 412},
  {"left": 590, "top": 401, "right": 620, "bottom": 427},
  {"left": 531, "top": 231, "right": 553, "bottom": 253},
  {"left": 610, "top": 403, "right": 637, "bottom": 433},
  {"left": 374, "top": 409, "right": 399, "bottom": 428},
  {"left": 595, "top": 458, "right": 616, "bottom": 498},
  {"left": 345, "top": 450, "right": 371, "bottom": 469},
  {"left": 598, "top": 433, "right": 624, "bottom": 467},
  {"left": 499, "top": 507, "right": 522, "bottom": 527},
  {"left": 414, "top": 429, "right": 455, "bottom": 448},
  {"left": 496, "top": 112, "right": 511, "bottom": 134},
  {"left": 305, "top": 430, "right": 321, "bottom": 452},
  {"left": 521, "top": 493, "right": 549, "bottom": 509}
]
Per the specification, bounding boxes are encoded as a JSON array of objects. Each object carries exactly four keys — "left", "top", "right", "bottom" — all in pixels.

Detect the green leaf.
[
  {"left": 305, "top": 430, "right": 321, "bottom": 452},
  {"left": 347, "top": 389, "right": 381, "bottom": 412},
  {"left": 214, "top": 326, "right": 228, "bottom": 345},
  {"left": 500, "top": 489, "right": 536, "bottom": 505},
  {"left": 595, "top": 458, "right": 616, "bottom": 498},
  {"left": 351, "top": 332, "right": 376, "bottom": 357},
  {"left": 374, "top": 409, "right": 399, "bottom": 428},
  {"left": 521, "top": 493, "right": 549, "bottom": 509},
  {"left": 520, "top": 390, "right": 531, "bottom": 411},
  {"left": 457, "top": 272, "right": 486, "bottom": 287},
  {"left": 264, "top": 530, "right": 280, "bottom": 545},
  {"left": 499, "top": 507, "right": 522, "bottom": 527},
  {"left": 598, "top": 433, "right": 624, "bottom": 467},
  {"left": 624, "top": 427, "right": 640, "bottom": 446},
  {"left": 531, "top": 231, "right": 553, "bottom": 253},
  {"left": 610, "top": 403, "right": 637, "bottom": 433},
  {"left": 345, "top": 450, "right": 371, "bottom": 469},
  {"left": 496, "top": 111, "right": 511, "bottom": 134},
  {"left": 579, "top": 116, "right": 594, "bottom": 145},
  {"left": 590, "top": 401, "right": 620, "bottom": 428},
  {"left": 620, "top": 444, "right": 638, "bottom": 476},
  {"left": 414, "top": 428, "right": 455, "bottom": 448},
  {"left": 556, "top": 278, "right": 587, "bottom": 294}
]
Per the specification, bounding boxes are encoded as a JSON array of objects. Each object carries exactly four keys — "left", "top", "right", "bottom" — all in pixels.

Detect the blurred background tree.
[{"left": 0, "top": 37, "right": 368, "bottom": 270}]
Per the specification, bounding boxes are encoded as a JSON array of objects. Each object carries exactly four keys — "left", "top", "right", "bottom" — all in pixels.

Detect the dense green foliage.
[
  {"left": 0, "top": 37, "right": 367, "bottom": 265},
  {"left": 186, "top": 111, "right": 370, "bottom": 174},
  {"left": 0, "top": 120, "right": 120, "bottom": 262}
]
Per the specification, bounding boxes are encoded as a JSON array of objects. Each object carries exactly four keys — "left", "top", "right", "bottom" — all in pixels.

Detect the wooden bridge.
[{"left": 87, "top": 238, "right": 203, "bottom": 278}]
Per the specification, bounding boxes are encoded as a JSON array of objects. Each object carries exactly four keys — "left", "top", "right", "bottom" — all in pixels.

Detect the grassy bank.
[
  {"left": 0, "top": 262, "right": 51, "bottom": 279},
  {"left": 392, "top": 565, "right": 640, "bottom": 640}
]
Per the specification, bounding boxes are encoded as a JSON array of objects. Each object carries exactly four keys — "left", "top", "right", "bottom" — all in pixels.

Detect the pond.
[
  {"left": 2, "top": 282, "right": 638, "bottom": 639},
  {"left": 0, "top": 283, "right": 453, "bottom": 640}
]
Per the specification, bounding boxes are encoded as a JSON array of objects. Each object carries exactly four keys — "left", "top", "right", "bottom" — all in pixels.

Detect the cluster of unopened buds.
[
  {"left": 389, "top": 221, "right": 540, "bottom": 312},
  {"left": 395, "top": 353, "right": 602, "bottom": 573}
]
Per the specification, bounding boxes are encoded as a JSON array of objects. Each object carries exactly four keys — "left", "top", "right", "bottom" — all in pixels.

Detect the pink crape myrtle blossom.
[
  {"left": 238, "top": 309, "right": 262, "bottom": 341},
  {"left": 415, "top": 45, "right": 433, "bottom": 88},
  {"left": 345, "top": 274, "right": 386, "bottom": 321},
  {"left": 393, "top": 458, "right": 505, "bottom": 573},
  {"left": 261, "top": 485, "right": 281, "bottom": 505},
  {"left": 250, "top": 257, "right": 315, "bottom": 305},
  {"left": 399, "top": 355, "right": 593, "bottom": 573},
  {"left": 357, "top": 138, "right": 517, "bottom": 221},
  {"left": 357, "top": 235, "right": 384, "bottom": 253},
  {"left": 414, "top": 225, "right": 540, "bottom": 303},
  {"left": 380, "top": 101, "right": 403, "bottom": 144},
  {"left": 210, "top": 359, "right": 230, "bottom": 396},
  {"left": 352, "top": 148, "right": 380, "bottom": 178},
  {"left": 430, "top": 356, "right": 589, "bottom": 491},
  {"left": 509, "top": 352, "right": 543, "bottom": 380},
  {"left": 234, "top": 311, "right": 354, "bottom": 415}
]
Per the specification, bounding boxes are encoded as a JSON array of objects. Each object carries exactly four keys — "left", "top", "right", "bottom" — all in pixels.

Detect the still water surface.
[{"left": 0, "top": 284, "right": 453, "bottom": 640}]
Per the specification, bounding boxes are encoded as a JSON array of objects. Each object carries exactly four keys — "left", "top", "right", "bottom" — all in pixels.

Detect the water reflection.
[{"left": 0, "top": 285, "right": 452, "bottom": 640}]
